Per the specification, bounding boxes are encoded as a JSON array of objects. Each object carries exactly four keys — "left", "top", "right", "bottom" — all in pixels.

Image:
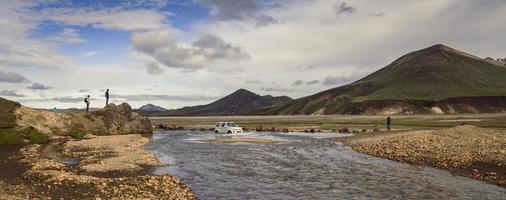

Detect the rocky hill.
[
  {"left": 252, "top": 44, "right": 506, "bottom": 115},
  {"left": 142, "top": 89, "right": 292, "bottom": 116},
  {"left": 137, "top": 104, "right": 168, "bottom": 112},
  {"left": 134, "top": 104, "right": 169, "bottom": 116},
  {"left": 0, "top": 97, "right": 152, "bottom": 144}
]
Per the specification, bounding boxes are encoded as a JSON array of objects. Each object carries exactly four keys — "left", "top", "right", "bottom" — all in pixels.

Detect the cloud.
[
  {"left": 260, "top": 87, "right": 294, "bottom": 92},
  {"left": 197, "top": 0, "right": 278, "bottom": 26},
  {"left": 130, "top": 29, "right": 249, "bottom": 71},
  {"left": 146, "top": 63, "right": 164, "bottom": 74},
  {"left": 335, "top": 2, "right": 356, "bottom": 15},
  {"left": 0, "top": 90, "right": 25, "bottom": 97},
  {"left": 295, "top": 65, "right": 316, "bottom": 71},
  {"left": 40, "top": 7, "right": 169, "bottom": 31},
  {"left": 113, "top": 93, "right": 220, "bottom": 102},
  {"left": 193, "top": 34, "right": 250, "bottom": 61},
  {"left": 292, "top": 80, "right": 303, "bottom": 86},
  {"left": 0, "top": 71, "right": 30, "bottom": 83},
  {"left": 0, "top": 2, "right": 74, "bottom": 69},
  {"left": 48, "top": 28, "right": 86, "bottom": 44},
  {"left": 306, "top": 80, "right": 320, "bottom": 85},
  {"left": 322, "top": 75, "right": 360, "bottom": 86},
  {"left": 50, "top": 96, "right": 94, "bottom": 103},
  {"left": 369, "top": 12, "right": 386, "bottom": 17},
  {"left": 27, "top": 82, "right": 52, "bottom": 90},
  {"left": 79, "top": 51, "right": 102, "bottom": 58},
  {"left": 245, "top": 79, "right": 262, "bottom": 84}
]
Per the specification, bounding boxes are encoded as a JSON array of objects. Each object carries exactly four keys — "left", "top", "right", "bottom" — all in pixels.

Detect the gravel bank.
[
  {"left": 340, "top": 125, "right": 506, "bottom": 187},
  {"left": 0, "top": 135, "right": 197, "bottom": 199}
]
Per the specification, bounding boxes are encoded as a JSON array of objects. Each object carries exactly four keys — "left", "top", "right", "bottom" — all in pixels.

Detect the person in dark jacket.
[
  {"left": 105, "top": 89, "right": 110, "bottom": 106},
  {"left": 387, "top": 116, "right": 391, "bottom": 131},
  {"left": 85, "top": 95, "right": 90, "bottom": 113}
]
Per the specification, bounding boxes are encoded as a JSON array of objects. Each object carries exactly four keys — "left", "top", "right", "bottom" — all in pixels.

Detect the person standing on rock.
[
  {"left": 387, "top": 115, "right": 392, "bottom": 131},
  {"left": 105, "top": 89, "right": 110, "bottom": 106},
  {"left": 85, "top": 95, "right": 90, "bottom": 113}
]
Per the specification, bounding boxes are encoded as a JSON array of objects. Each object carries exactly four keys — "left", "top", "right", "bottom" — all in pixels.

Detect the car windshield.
[{"left": 227, "top": 122, "right": 237, "bottom": 127}]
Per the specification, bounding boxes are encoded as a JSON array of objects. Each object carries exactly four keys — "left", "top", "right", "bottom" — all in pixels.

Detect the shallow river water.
[{"left": 144, "top": 131, "right": 506, "bottom": 199}]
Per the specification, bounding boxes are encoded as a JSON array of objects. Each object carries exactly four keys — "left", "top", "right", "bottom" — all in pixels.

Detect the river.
[{"left": 144, "top": 131, "right": 506, "bottom": 199}]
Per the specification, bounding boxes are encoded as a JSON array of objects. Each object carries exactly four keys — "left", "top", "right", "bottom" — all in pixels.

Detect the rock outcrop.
[{"left": 1, "top": 98, "right": 152, "bottom": 144}]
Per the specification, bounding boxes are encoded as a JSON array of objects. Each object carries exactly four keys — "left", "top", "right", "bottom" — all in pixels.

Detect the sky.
[{"left": 0, "top": 0, "right": 505, "bottom": 109}]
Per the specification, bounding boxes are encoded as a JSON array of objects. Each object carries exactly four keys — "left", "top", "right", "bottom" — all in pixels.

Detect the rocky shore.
[
  {"left": 332, "top": 125, "right": 506, "bottom": 187},
  {"left": 0, "top": 98, "right": 196, "bottom": 199},
  {"left": 0, "top": 134, "right": 197, "bottom": 199}
]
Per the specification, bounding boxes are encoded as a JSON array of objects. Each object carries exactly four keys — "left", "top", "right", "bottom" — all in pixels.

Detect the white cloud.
[
  {"left": 260, "top": 87, "right": 294, "bottom": 92},
  {"left": 129, "top": 28, "right": 249, "bottom": 71},
  {"left": 113, "top": 93, "right": 220, "bottom": 102},
  {"left": 0, "top": 1, "right": 73, "bottom": 69},
  {"left": 292, "top": 80, "right": 303, "bottom": 86},
  {"left": 322, "top": 75, "right": 359, "bottom": 86},
  {"left": 0, "top": 90, "right": 25, "bottom": 97},
  {"left": 48, "top": 28, "right": 86, "bottom": 44},
  {"left": 0, "top": 71, "right": 30, "bottom": 83},
  {"left": 40, "top": 7, "right": 170, "bottom": 31},
  {"left": 78, "top": 51, "right": 102, "bottom": 58},
  {"left": 27, "top": 82, "right": 52, "bottom": 90},
  {"left": 197, "top": 0, "right": 278, "bottom": 26},
  {"left": 146, "top": 63, "right": 164, "bottom": 74}
]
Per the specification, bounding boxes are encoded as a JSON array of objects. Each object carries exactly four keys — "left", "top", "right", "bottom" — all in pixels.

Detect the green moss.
[
  {"left": 0, "top": 129, "right": 23, "bottom": 145},
  {"left": 0, "top": 98, "right": 21, "bottom": 129},
  {"left": 69, "top": 128, "right": 86, "bottom": 139},
  {"left": 26, "top": 127, "right": 48, "bottom": 144},
  {"left": 117, "top": 129, "right": 128, "bottom": 135}
]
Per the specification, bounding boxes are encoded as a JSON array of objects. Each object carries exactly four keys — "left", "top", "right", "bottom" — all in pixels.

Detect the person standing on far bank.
[
  {"left": 105, "top": 89, "right": 110, "bottom": 106},
  {"left": 387, "top": 115, "right": 392, "bottom": 131},
  {"left": 85, "top": 95, "right": 91, "bottom": 113}
]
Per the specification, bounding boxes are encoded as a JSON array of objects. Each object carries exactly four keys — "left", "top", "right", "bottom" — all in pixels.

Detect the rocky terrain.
[
  {"left": 0, "top": 134, "right": 196, "bottom": 199},
  {"left": 1, "top": 97, "right": 152, "bottom": 145},
  {"left": 341, "top": 125, "right": 506, "bottom": 187},
  {"left": 252, "top": 44, "right": 506, "bottom": 115},
  {"left": 0, "top": 98, "right": 196, "bottom": 199}
]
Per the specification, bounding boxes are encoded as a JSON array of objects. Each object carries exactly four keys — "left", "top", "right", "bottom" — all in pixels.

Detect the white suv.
[{"left": 214, "top": 122, "right": 243, "bottom": 134}]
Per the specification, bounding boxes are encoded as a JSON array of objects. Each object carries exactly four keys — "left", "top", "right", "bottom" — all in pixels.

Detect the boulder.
[{"left": 89, "top": 103, "right": 152, "bottom": 134}]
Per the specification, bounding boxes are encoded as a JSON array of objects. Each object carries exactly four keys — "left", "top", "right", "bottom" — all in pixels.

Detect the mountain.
[
  {"left": 252, "top": 44, "right": 506, "bottom": 115},
  {"left": 142, "top": 89, "right": 292, "bottom": 116},
  {"left": 137, "top": 104, "right": 168, "bottom": 112}
]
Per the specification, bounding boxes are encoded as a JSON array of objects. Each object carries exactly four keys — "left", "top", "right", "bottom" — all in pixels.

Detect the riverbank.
[
  {"left": 329, "top": 125, "right": 506, "bottom": 187},
  {"left": 0, "top": 134, "right": 196, "bottom": 199},
  {"left": 150, "top": 114, "right": 506, "bottom": 133}
]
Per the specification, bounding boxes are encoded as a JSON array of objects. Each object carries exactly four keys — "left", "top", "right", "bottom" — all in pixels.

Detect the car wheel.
[
  {"left": 227, "top": 130, "right": 232, "bottom": 134},
  {"left": 214, "top": 130, "right": 219, "bottom": 133}
]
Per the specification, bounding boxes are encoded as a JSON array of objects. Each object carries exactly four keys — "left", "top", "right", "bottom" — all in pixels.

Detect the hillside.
[
  {"left": 252, "top": 44, "right": 506, "bottom": 115},
  {"left": 143, "top": 89, "right": 292, "bottom": 116},
  {"left": 138, "top": 104, "right": 168, "bottom": 112}
]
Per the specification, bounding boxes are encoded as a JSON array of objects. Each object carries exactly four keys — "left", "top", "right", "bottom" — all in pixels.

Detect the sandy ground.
[
  {"left": 329, "top": 125, "right": 506, "bottom": 187},
  {"left": 0, "top": 135, "right": 197, "bottom": 199}
]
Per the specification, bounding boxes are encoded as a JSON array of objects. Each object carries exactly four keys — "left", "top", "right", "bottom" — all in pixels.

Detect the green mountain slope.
[{"left": 253, "top": 44, "right": 506, "bottom": 115}]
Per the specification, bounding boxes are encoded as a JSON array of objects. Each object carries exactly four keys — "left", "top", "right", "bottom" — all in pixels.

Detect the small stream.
[{"left": 144, "top": 131, "right": 506, "bottom": 199}]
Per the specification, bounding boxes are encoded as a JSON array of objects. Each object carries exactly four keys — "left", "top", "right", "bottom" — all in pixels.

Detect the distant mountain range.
[
  {"left": 137, "top": 104, "right": 168, "bottom": 112},
  {"left": 136, "top": 44, "right": 506, "bottom": 116},
  {"left": 251, "top": 44, "right": 506, "bottom": 115},
  {"left": 135, "top": 89, "right": 292, "bottom": 116}
]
